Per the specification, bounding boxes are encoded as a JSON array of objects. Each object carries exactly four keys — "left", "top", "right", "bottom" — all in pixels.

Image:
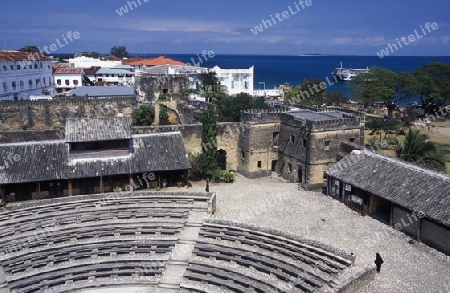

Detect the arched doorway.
[{"left": 216, "top": 149, "right": 227, "bottom": 170}]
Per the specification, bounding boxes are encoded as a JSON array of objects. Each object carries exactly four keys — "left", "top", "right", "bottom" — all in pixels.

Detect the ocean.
[{"left": 134, "top": 54, "right": 450, "bottom": 102}]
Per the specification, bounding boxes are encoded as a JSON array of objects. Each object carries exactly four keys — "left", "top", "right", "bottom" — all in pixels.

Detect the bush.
[
  {"left": 188, "top": 153, "right": 203, "bottom": 181},
  {"left": 132, "top": 104, "right": 155, "bottom": 126},
  {"left": 211, "top": 168, "right": 224, "bottom": 183},
  {"left": 223, "top": 171, "right": 236, "bottom": 183}
]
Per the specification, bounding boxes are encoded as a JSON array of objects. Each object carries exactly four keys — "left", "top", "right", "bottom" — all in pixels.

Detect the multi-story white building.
[
  {"left": 54, "top": 68, "right": 85, "bottom": 93},
  {"left": 210, "top": 65, "right": 254, "bottom": 96},
  {"left": 0, "top": 51, "right": 53, "bottom": 100},
  {"left": 68, "top": 56, "right": 122, "bottom": 69},
  {"left": 94, "top": 67, "right": 135, "bottom": 86}
]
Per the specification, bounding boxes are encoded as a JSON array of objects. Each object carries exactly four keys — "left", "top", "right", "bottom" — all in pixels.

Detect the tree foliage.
[
  {"left": 110, "top": 45, "right": 129, "bottom": 58},
  {"left": 18, "top": 45, "right": 40, "bottom": 53},
  {"left": 283, "top": 78, "right": 327, "bottom": 106},
  {"left": 196, "top": 72, "right": 224, "bottom": 101},
  {"left": 393, "top": 129, "right": 445, "bottom": 171},
  {"left": 352, "top": 67, "right": 404, "bottom": 118},
  {"left": 159, "top": 106, "right": 170, "bottom": 125},
  {"left": 216, "top": 93, "right": 269, "bottom": 122},
  {"left": 81, "top": 51, "right": 103, "bottom": 58},
  {"left": 401, "top": 62, "right": 450, "bottom": 115},
  {"left": 200, "top": 105, "right": 218, "bottom": 177},
  {"left": 366, "top": 118, "right": 400, "bottom": 141},
  {"left": 132, "top": 104, "right": 155, "bottom": 126}
]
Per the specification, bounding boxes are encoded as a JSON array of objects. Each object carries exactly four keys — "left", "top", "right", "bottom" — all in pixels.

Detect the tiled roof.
[
  {"left": 0, "top": 132, "right": 190, "bottom": 184},
  {"left": 0, "top": 51, "right": 52, "bottom": 61},
  {"left": 83, "top": 66, "right": 101, "bottom": 75},
  {"left": 67, "top": 86, "right": 134, "bottom": 97},
  {"left": 65, "top": 117, "right": 132, "bottom": 142},
  {"left": 122, "top": 56, "right": 143, "bottom": 64},
  {"left": 54, "top": 68, "right": 84, "bottom": 74},
  {"left": 327, "top": 150, "right": 450, "bottom": 227},
  {"left": 128, "top": 56, "right": 186, "bottom": 66}
]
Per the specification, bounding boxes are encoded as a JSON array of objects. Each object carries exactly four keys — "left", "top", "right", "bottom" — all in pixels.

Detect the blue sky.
[{"left": 1, "top": 0, "right": 449, "bottom": 56}]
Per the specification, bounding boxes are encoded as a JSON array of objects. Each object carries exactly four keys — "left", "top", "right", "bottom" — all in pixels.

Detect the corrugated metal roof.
[
  {"left": 327, "top": 150, "right": 450, "bottom": 227},
  {"left": 67, "top": 86, "right": 134, "bottom": 97},
  {"left": 0, "top": 131, "right": 190, "bottom": 184},
  {"left": 65, "top": 118, "right": 132, "bottom": 142}
]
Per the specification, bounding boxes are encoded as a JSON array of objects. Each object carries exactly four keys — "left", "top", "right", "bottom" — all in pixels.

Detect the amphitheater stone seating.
[{"left": 0, "top": 192, "right": 357, "bottom": 292}]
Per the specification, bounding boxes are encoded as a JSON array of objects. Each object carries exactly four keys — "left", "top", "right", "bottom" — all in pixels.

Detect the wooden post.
[
  {"left": 68, "top": 180, "right": 73, "bottom": 196},
  {"left": 37, "top": 182, "right": 41, "bottom": 193},
  {"left": 99, "top": 176, "right": 104, "bottom": 193}
]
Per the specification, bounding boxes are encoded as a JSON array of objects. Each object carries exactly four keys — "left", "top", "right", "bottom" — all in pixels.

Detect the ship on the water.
[{"left": 332, "top": 62, "right": 370, "bottom": 81}]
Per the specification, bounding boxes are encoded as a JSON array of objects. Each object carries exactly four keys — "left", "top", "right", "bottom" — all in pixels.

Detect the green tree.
[
  {"left": 159, "top": 106, "right": 170, "bottom": 125},
  {"left": 132, "top": 104, "right": 155, "bottom": 126},
  {"left": 81, "top": 51, "right": 103, "bottom": 58},
  {"left": 216, "top": 92, "right": 268, "bottom": 122},
  {"left": 402, "top": 62, "right": 450, "bottom": 115},
  {"left": 200, "top": 105, "right": 218, "bottom": 177},
  {"left": 284, "top": 78, "right": 327, "bottom": 106},
  {"left": 18, "top": 45, "right": 40, "bottom": 53},
  {"left": 110, "top": 45, "right": 129, "bottom": 58},
  {"left": 325, "top": 91, "right": 347, "bottom": 106},
  {"left": 352, "top": 67, "right": 404, "bottom": 118},
  {"left": 366, "top": 118, "right": 400, "bottom": 140},
  {"left": 197, "top": 72, "right": 223, "bottom": 101},
  {"left": 393, "top": 129, "right": 445, "bottom": 171}
]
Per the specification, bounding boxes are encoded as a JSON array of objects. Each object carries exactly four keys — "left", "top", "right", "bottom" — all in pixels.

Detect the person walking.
[
  {"left": 374, "top": 253, "right": 384, "bottom": 273},
  {"left": 205, "top": 178, "right": 210, "bottom": 193}
]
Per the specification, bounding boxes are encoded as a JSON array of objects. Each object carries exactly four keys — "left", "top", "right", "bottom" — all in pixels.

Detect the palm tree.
[{"left": 393, "top": 129, "right": 445, "bottom": 171}]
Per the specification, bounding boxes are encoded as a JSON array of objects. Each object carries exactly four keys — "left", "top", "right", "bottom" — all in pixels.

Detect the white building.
[
  {"left": 68, "top": 56, "right": 122, "bottom": 69},
  {"left": 0, "top": 51, "right": 54, "bottom": 100},
  {"left": 94, "top": 67, "right": 135, "bottom": 86},
  {"left": 210, "top": 65, "right": 254, "bottom": 96},
  {"left": 53, "top": 68, "right": 85, "bottom": 93}
]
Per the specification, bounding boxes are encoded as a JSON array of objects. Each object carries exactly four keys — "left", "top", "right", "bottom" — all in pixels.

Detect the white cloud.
[{"left": 328, "top": 36, "right": 386, "bottom": 46}]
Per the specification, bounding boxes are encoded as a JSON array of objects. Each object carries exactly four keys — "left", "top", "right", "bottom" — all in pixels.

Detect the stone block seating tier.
[
  {"left": 0, "top": 192, "right": 356, "bottom": 292},
  {"left": 180, "top": 222, "right": 355, "bottom": 293}
]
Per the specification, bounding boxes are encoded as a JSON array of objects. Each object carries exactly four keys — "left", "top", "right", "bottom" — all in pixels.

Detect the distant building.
[
  {"left": 327, "top": 150, "right": 450, "bottom": 254},
  {"left": 53, "top": 68, "right": 85, "bottom": 93},
  {"left": 128, "top": 56, "right": 187, "bottom": 70},
  {"left": 0, "top": 51, "right": 53, "bottom": 100},
  {"left": 239, "top": 105, "right": 364, "bottom": 190},
  {"left": 68, "top": 56, "right": 122, "bottom": 69},
  {"left": 0, "top": 117, "right": 191, "bottom": 201},
  {"left": 210, "top": 66, "right": 254, "bottom": 96},
  {"left": 94, "top": 67, "right": 135, "bottom": 86}
]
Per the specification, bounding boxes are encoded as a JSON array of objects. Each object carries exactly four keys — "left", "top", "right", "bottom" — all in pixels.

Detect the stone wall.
[
  {"left": 0, "top": 97, "right": 135, "bottom": 131},
  {"left": 133, "top": 122, "right": 241, "bottom": 171}
]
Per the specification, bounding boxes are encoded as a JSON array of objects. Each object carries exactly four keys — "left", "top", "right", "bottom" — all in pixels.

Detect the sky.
[{"left": 1, "top": 0, "right": 449, "bottom": 56}]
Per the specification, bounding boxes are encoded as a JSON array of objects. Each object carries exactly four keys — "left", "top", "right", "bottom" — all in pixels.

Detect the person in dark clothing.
[
  {"left": 205, "top": 178, "right": 210, "bottom": 193},
  {"left": 374, "top": 253, "right": 384, "bottom": 272}
]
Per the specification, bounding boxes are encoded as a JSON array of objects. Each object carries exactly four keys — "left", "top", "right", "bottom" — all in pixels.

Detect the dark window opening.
[
  {"left": 257, "top": 161, "right": 262, "bottom": 169},
  {"left": 303, "top": 139, "right": 307, "bottom": 148}
]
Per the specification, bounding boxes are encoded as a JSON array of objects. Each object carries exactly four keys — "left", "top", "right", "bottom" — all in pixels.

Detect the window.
[
  {"left": 28, "top": 79, "right": 33, "bottom": 89},
  {"left": 12, "top": 81, "right": 16, "bottom": 90},
  {"left": 303, "top": 139, "right": 307, "bottom": 148},
  {"left": 231, "top": 80, "right": 235, "bottom": 89},
  {"left": 323, "top": 171, "right": 328, "bottom": 179},
  {"left": 48, "top": 77, "right": 52, "bottom": 85},
  {"left": 34, "top": 63, "right": 38, "bottom": 69},
  {"left": 29, "top": 64, "right": 32, "bottom": 69},
  {"left": 19, "top": 81, "right": 24, "bottom": 89},
  {"left": 244, "top": 81, "right": 248, "bottom": 89},
  {"left": 2, "top": 82, "right": 7, "bottom": 92},
  {"left": 57, "top": 79, "right": 62, "bottom": 85},
  {"left": 324, "top": 140, "right": 331, "bottom": 150},
  {"left": 2, "top": 65, "right": 6, "bottom": 70},
  {"left": 36, "top": 78, "right": 40, "bottom": 85},
  {"left": 10, "top": 65, "right": 14, "bottom": 70},
  {"left": 257, "top": 161, "right": 262, "bottom": 169},
  {"left": 48, "top": 65, "right": 51, "bottom": 69},
  {"left": 349, "top": 137, "right": 356, "bottom": 143},
  {"left": 106, "top": 74, "right": 109, "bottom": 77},
  {"left": 287, "top": 163, "right": 293, "bottom": 173},
  {"left": 273, "top": 132, "right": 279, "bottom": 141},
  {"left": 290, "top": 135, "right": 295, "bottom": 144},
  {"left": 40, "top": 62, "right": 43, "bottom": 68},
  {"left": 65, "top": 80, "right": 70, "bottom": 86},
  {"left": 73, "top": 80, "right": 79, "bottom": 86},
  {"left": 17, "top": 65, "right": 21, "bottom": 70},
  {"left": 241, "top": 150, "right": 245, "bottom": 159}
]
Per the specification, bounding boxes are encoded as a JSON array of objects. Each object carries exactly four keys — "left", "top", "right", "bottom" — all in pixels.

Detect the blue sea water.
[{"left": 138, "top": 54, "right": 450, "bottom": 101}]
